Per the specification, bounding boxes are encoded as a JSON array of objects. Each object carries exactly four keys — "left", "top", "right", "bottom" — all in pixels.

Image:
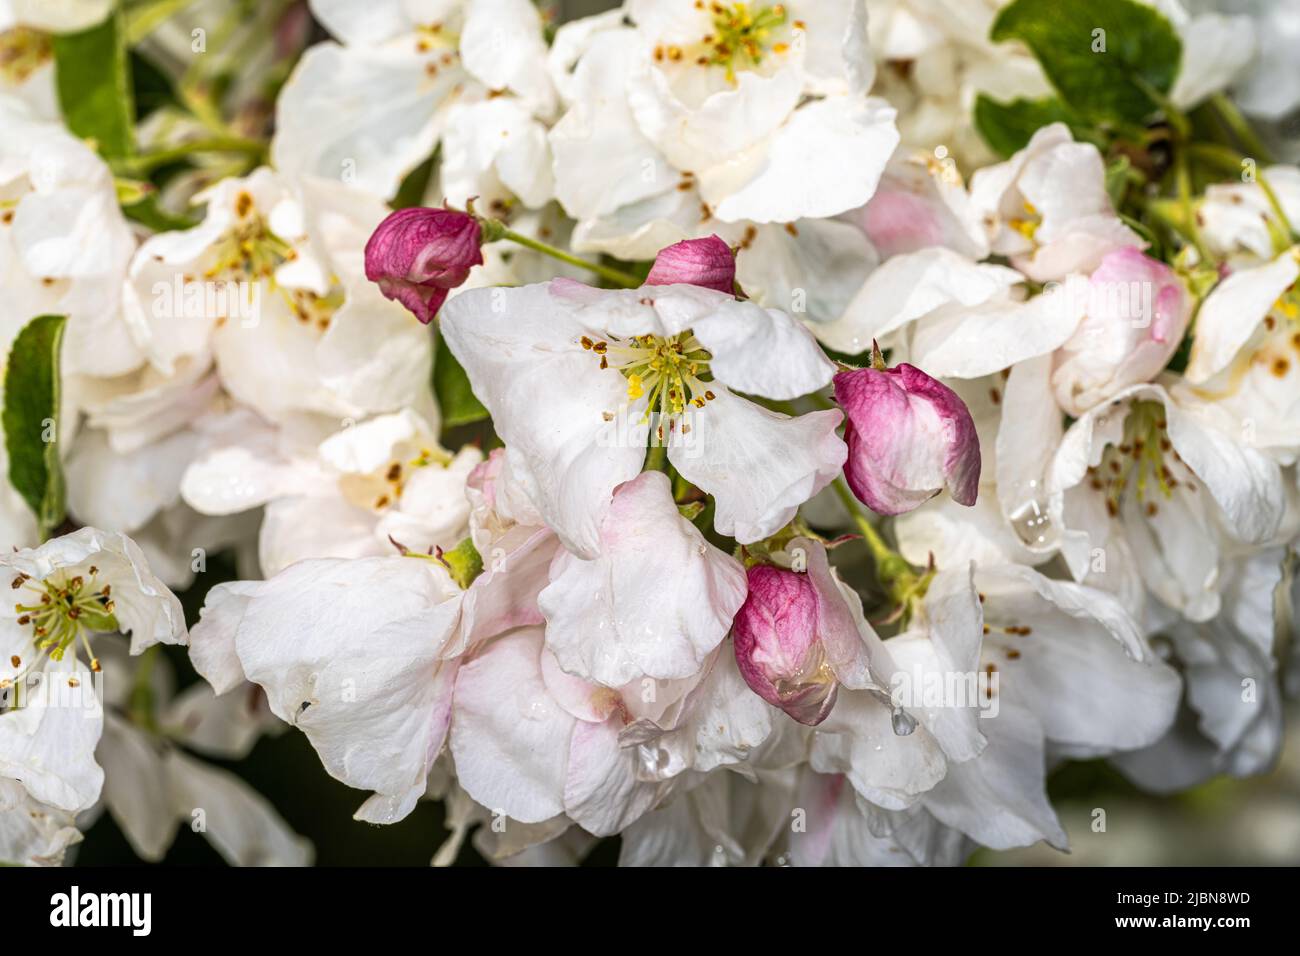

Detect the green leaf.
[
  {"left": 3, "top": 315, "right": 68, "bottom": 540},
  {"left": 393, "top": 153, "right": 437, "bottom": 210},
  {"left": 990, "top": 0, "right": 1182, "bottom": 125},
  {"left": 973, "top": 93, "right": 1088, "bottom": 158},
  {"left": 433, "top": 330, "right": 489, "bottom": 428},
  {"left": 121, "top": 193, "right": 201, "bottom": 232},
  {"left": 1104, "top": 155, "right": 1134, "bottom": 207},
  {"left": 51, "top": 8, "right": 135, "bottom": 158}
]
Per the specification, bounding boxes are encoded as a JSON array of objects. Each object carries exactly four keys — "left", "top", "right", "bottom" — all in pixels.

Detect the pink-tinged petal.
[
  {"left": 834, "top": 364, "right": 981, "bottom": 516},
  {"left": 364, "top": 207, "right": 483, "bottom": 324},
  {"left": 643, "top": 235, "right": 735, "bottom": 294},
  {"left": 732, "top": 564, "right": 837, "bottom": 726},
  {"left": 1051, "top": 247, "right": 1193, "bottom": 413}
]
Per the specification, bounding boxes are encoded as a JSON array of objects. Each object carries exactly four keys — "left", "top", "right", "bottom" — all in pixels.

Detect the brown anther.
[
  {"left": 784, "top": 223, "right": 799, "bottom": 237},
  {"left": 235, "top": 191, "right": 254, "bottom": 218},
  {"left": 1006, "top": 649, "right": 1021, "bottom": 660},
  {"left": 386, "top": 463, "right": 403, "bottom": 482},
  {"left": 9, "top": 656, "right": 19, "bottom": 668}
]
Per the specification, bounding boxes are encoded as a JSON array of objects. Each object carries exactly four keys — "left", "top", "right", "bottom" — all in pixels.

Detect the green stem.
[
  {"left": 494, "top": 227, "right": 642, "bottom": 288},
  {"left": 1174, "top": 150, "right": 1212, "bottom": 264},
  {"left": 1133, "top": 76, "right": 1190, "bottom": 139},
  {"left": 113, "top": 136, "right": 267, "bottom": 175},
  {"left": 128, "top": 644, "right": 161, "bottom": 734},
  {"left": 124, "top": 0, "right": 201, "bottom": 44},
  {"left": 1209, "top": 93, "right": 1273, "bottom": 165},
  {"left": 643, "top": 443, "right": 668, "bottom": 473},
  {"left": 1257, "top": 173, "right": 1298, "bottom": 245},
  {"left": 830, "top": 478, "right": 895, "bottom": 568}
]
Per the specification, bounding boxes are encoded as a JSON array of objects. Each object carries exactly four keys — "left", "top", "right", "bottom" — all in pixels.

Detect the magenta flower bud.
[
  {"left": 364, "top": 206, "right": 484, "bottom": 324},
  {"left": 833, "top": 363, "right": 980, "bottom": 516},
  {"left": 643, "top": 234, "right": 735, "bottom": 294},
  {"left": 733, "top": 564, "right": 838, "bottom": 726}
]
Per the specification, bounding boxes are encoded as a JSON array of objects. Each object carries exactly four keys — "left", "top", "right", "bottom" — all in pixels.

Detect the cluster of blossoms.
[{"left": 0, "top": 0, "right": 1297, "bottom": 867}]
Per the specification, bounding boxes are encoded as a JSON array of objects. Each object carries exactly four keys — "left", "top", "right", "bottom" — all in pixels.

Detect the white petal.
[
  {"left": 1170, "top": 14, "right": 1255, "bottom": 109},
  {"left": 98, "top": 714, "right": 175, "bottom": 861},
  {"left": 450, "top": 628, "right": 574, "bottom": 824},
  {"left": 921, "top": 702, "right": 1067, "bottom": 850},
  {"left": 459, "top": 0, "right": 555, "bottom": 111},
  {"left": 0, "top": 778, "right": 81, "bottom": 866},
  {"left": 549, "top": 29, "right": 670, "bottom": 221},
  {"left": 814, "top": 247, "right": 1021, "bottom": 355},
  {"left": 909, "top": 274, "right": 1089, "bottom": 378},
  {"left": 0, "top": 656, "right": 103, "bottom": 813},
  {"left": 703, "top": 97, "right": 900, "bottom": 224},
  {"left": 440, "top": 283, "right": 646, "bottom": 557},
  {"left": 1186, "top": 252, "right": 1299, "bottom": 384},
  {"left": 166, "top": 750, "right": 313, "bottom": 865},
  {"left": 271, "top": 41, "right": 460, "bottom": 201},
  {"left": 188, "top": 581, "right": 261, "bottom": 694},
  {"left": 230, "top": 557, "right": 461, "bottom": 817},
  {"left": 668, "top": 390, "right": 845, "bottom": 544},
  {"left": 735, "top": 218, "right": 878, "bottom": 326},
  {"left": 563, "top": 717, "right": 659, "bottom": 836},
  {"left": 540, "top": 471, "right": 746, "bottom": 685},
  {"left": 809, "top": 687, "right": 948, "bottom": 810},
  {"left": 689, "top": 298, "right": 836, "bottom": 399}
]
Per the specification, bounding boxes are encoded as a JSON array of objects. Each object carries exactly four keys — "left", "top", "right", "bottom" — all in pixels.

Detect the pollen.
[{"left": 587, "top": 331, "right": 716, "bottom": 423}]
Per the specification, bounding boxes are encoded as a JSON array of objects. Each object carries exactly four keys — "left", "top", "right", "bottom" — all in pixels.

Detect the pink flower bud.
[
  {"left": 643, "top": 234, "right": 735, "bottom": 294},
  {"left": 733, "top": 564, "right": 838, "bottom": 726},
  {"left": 833, "top": 363, "right": 980, "bottom": 516},
  {"left": 364, "top": 207, "right": 483, "bottom": 324},
  {"left": 1051, "top": 247, "right": 1192, "bottom": 414}
]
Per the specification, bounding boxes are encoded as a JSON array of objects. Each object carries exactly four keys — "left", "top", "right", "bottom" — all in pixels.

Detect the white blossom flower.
[
  {"left": 124, "top": 169, "right": 434, "bottom": 427},
  {"left": 549, "top": 0, "right": 898, "bottom": 254},
  {"left": 273, "top": 0, "right": 555, "bottom": 201},
  {"left": 440, "top": 277, "right": 845, "bottom": 556},
  {"left": 181, "top": 406, "right": 476, "bottom": 576},
  {"left": 0, "top": 529, "right": 185, "bottom": 817}
]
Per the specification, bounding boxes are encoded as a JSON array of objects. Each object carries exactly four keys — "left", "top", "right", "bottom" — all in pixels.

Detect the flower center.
[
  {"left": 1008, "top": 200, "right": 1041, "bottom": 242},
  {"left": 0, "top": 28, "right": 52, "bottom": 84},
  {"left": 1088, "top": 400, "right": 1190, "bottom": 517},
  {"left": 3, "top": 568, "right": 117, "bottom": 692},
  {"left": 582, "top": 332, "right": 715, "bottom": 419},
  {"left": 205, "top": 191, "right": 295, "bottom": 282},
  {"left": 340, "top": 445, "right": 451, "bottom": 513},
  {"left": 655, "top": 2, "right": 793, "bottom": 83},
  {"left": 283, "top": 284, "right": 345, "bottom": 332}
]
